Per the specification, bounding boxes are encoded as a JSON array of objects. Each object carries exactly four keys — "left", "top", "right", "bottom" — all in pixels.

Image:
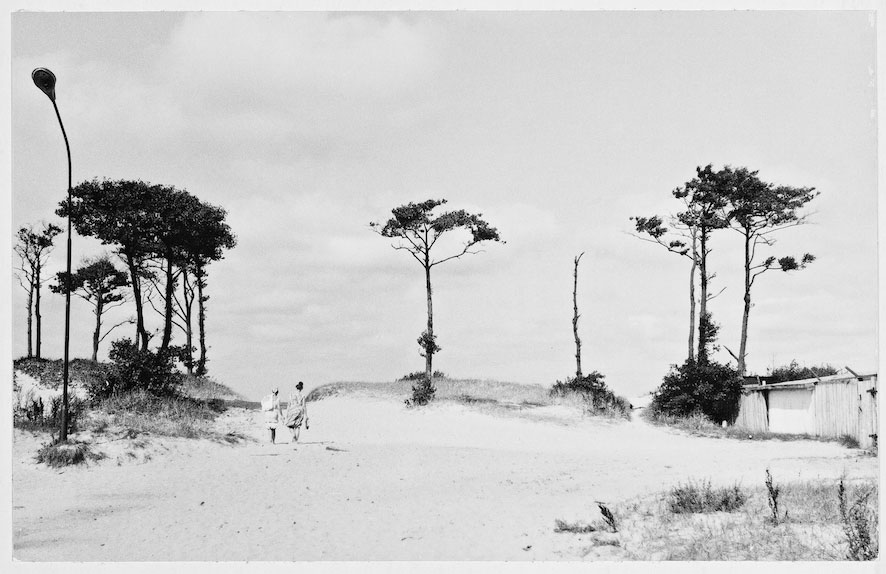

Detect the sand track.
[{"left": 12, "top": 397, "right": 877, "bottom": 561}]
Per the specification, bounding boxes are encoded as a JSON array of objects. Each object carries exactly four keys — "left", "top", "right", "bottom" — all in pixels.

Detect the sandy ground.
[{"left": 12, "top": 396, "right": 878, "bottom": 561}]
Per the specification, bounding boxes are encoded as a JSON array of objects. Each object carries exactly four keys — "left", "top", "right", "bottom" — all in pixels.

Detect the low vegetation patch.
[
  {"left": 91, "top": 390, "right": 226, "bottom": 439},
  {"left": 550, "top": 372, "right": 631, "bottom": 420},
  {"left": 668, "top": 480, "right": 747, "bottom": 514},
  {"left": 308, "top": 378, "right": 552, "bottom": 407},
  {"left": 642, "top": 409, "right": 865, "bottom": 449},
  {"left": 582, "top": 475, "right": 878, "bottom": 560},
  {"left": 767, "top": 359, "right": 839, "bottom": 384},
  {"left": 554, "top": 519, "right": 597, "bottom": 533},
  {"left": 35, "top": 440, "right": 105, "bottom": 468}
]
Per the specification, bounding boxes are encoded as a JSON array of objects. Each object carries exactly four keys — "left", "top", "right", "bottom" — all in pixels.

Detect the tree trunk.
[
  {"left": 573, "top": 253, "right": 584, "bottom": 379},
  {"left": 125, "top": 253, "right": 149, "bottom": 351},
  {"left": 160, "top": 254, "right": 175, "bottom": 352},
  {"left": 737, "top": 230, "right": 752, "bottom": 374},
  {"left": 26, "top": 281, "right": 34, "bottom": 358},
  {"left": 196, "top": 263, "right": 208, "bottom": 376},
  {"left": 183, "top": 267, "right": 194, "bottom": 376},
  {"left": 687, "top": 233, "right": 697, "bottom": 362},
  {"left": 92, "top": 295, "right": 103, "bottom": 362},
  {"left": 424, "top": 259, "right": 434, "bottom": 382},
  {"left": 697, "top": 229, "right": 709, "bottom": 364},
  {"left": 35, "top": 261, "right": 42, "bottom": 360}
]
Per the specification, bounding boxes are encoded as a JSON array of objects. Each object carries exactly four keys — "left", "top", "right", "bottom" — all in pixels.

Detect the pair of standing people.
[{"left": 263, "top": 382, "right": 309, "bottom": 444}]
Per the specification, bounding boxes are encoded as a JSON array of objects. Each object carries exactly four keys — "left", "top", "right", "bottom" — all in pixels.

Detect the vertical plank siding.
[
  {"left": 736, "top": 374, "right": 878, "bottom": 448},
  {"left": 736, "top": 391, "right": 768, "bottom": 431}
]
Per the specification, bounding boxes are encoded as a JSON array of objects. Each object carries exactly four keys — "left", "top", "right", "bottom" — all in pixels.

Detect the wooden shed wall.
[
  {"left": 735, "top": 375, "right": 877, "bottom": 448},
  {"left": 736, "top": 391, "right": 768, "bottom": 432}
]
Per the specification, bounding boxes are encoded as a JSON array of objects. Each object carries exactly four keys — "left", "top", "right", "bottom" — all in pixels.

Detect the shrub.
[
  {"left": 768, "top": 360, "right": 839, "bottom": 383},
  {"left": 550, "top": 372, "right": 631, "bottom": 419},
  {"left": 100, "top": 339, "right": 184, "bottom": 399},
  {"left": 405, "top": 375, "right": 436, "bottom": 407},
  {"left": 649, "top": 359, "right": 742, "bottom": 423},
  {"left": 668, "top": 479, "right": 747, "bottom": 514}
]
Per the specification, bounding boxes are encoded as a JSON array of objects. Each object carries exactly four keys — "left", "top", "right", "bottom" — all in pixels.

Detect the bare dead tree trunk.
[
  {"left": 573, "top": 252, "right": 584, "bottom": 379},
  {"left": 35, "top": 261, "right": 42, "bottom": 360}
]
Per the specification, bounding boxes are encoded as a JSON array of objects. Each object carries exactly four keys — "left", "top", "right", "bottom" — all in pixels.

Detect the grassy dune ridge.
[{"left": 307, "top": 377, "right": 552, "bottom": 406}]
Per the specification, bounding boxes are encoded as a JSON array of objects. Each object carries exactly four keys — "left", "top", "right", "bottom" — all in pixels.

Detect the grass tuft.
[
  {"left": 668, "top": 479, "right": 747, "bottom": 514},
  {"left": 35, "top": 440, "right": 105, "bottom": 468},
  {"left": 554, "top": 519, "right": 597, "bottom": 533}
]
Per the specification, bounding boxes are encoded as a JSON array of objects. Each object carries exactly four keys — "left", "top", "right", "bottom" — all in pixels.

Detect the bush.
[
  {"left": 99, "top": 339, "right": 184, "bottom": 399},
  {"left": 405, "top": 375, "right": 436, "bottom": 407},
  {"left": 768, "top": 360, "right": 839, "bottom": 383},
  {"left": 649, "top": 359, "right": 742, "bottom": 424},
  {"left": 550, "top": 372, "right": 632, "bottom": 419},
  {"left": 668, "top": 479, "right": 747, "bottom": 514}
]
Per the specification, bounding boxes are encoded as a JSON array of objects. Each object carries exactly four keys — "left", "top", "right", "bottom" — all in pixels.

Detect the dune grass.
[
  {"left": 642, "top": 409, "right": 863, "bottom": 449},
  {"left": 307, "top": 377, "right": 552, "bottom": 406},
  {"left": 87, "top": 390, "right": 235, "bottom": 440},
  {"left": 35, "top": 440, "right": 106, "bottom": 468},
  {"left": 580, "top": 477, "right": 879, "bottom": 560}
]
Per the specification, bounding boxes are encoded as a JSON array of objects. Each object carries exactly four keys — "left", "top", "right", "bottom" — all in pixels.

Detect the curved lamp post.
[{"left": 32, "top": 67, "right": 72, "bottom": 443}]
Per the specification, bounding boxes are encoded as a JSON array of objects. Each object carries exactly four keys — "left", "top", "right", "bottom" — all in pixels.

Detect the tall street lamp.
[{"left": 32, "top": 67, "right": 72, "bottom": 443}]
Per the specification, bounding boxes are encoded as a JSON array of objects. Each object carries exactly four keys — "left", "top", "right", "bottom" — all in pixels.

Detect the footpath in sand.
[{"left": 12, "top": 396, "right": 878, "bottom": 561}]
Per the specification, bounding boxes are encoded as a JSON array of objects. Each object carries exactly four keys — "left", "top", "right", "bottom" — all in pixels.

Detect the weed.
[
  {"left": 598, "top": 502, "right": 618, "bottom": 533},
  {"left": 765, "top": 468, "right": 788, "bottom": 524},
  {"left": 838, "top": 479, "right": 878, "bottom": 560},
  {"left": 668, "top": 479, "right": 747, "bottom": 514}
]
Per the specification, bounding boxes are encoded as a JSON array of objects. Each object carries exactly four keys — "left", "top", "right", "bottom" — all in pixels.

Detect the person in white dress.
[
  {"left": 261, "top": 387, "right": 283, "bottom": 444},
  {"left": 285, "top": 381, "right": 309, "bottom": 444}
]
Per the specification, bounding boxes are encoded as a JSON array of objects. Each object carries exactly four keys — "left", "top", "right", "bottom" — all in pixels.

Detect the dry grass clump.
[
  {"left": 554, "top": 519, "right": 598, "bottom": 534},
  {"left": 669, "top": 480, "right": 747, "bottom": 514},
  {"left": 35, "top": 440, "right": 105, "bottom": 468}
]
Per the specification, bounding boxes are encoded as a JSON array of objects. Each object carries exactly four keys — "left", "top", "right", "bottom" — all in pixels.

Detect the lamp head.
[{"left": 32, "top": 68, "right": 57, "bottom": 102}]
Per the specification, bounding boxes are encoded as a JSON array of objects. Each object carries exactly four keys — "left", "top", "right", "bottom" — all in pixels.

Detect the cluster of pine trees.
[{"left": 15, "top": 179, "right": 236, "bottom": 375}]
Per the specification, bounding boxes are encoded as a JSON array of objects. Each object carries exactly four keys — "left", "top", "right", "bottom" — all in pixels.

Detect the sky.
[{"left": 8, "top": 9, "right": 878, "bottom": 401}]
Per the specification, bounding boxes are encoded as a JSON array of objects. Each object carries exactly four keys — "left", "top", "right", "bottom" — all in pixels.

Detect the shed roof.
[{"left": 741, "top": 372, "right": 877, "bottom": 392}]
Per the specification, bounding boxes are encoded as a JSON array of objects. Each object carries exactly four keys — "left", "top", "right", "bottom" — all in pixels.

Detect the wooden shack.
[{"left": 735, "top": 373, "right": 878, "bottom": 449}]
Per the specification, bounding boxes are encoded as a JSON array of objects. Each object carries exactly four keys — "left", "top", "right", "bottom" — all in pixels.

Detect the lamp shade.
[{"left": 32, "top": 68, "right": 57, "bottom": 102}]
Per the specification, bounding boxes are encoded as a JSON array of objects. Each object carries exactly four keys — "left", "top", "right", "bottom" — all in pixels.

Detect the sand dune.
[{"left": 12, "top": 395, "right": 877, "bottom": 561}]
